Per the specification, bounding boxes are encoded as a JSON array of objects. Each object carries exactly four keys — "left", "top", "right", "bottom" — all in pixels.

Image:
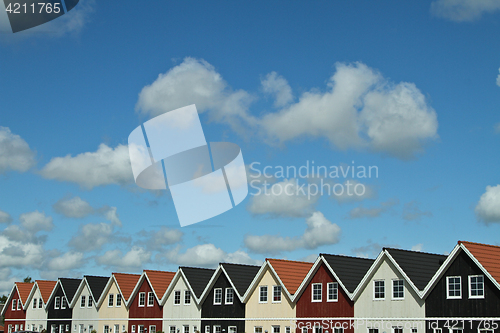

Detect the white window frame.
[
  {"left": 174, "top": 290, "right": 181, "bottom": 305},
  {"left": 33, "top": 298, "right": 37, "bottom": 308},
  {"left": 138, "top": 292, "right": 146, "bottom": 306},
  {"left": 213, "top": 288, "right": 222, "bottom": 305},
  {"left": 228, "top": 327, "right": 237, "bottom": 333},
  {"left": 327, "top": 282, "right": 338, "bottom": 302},
  {"left": 259, "top": 285, "right": 268, "bottom": 303},
  {"left": 116, "top": 294, "right": 122, "bottom": 307},
  {"left": 213, "top": 326, "right": 221, "bottom": 333},
  {"left": 393, "top": 327, "right": 403, "bottom": 333},
  {"left": 285, "top": 327, "right": 291, "bottom": 333},
  {"left": 169, "top": 327, "right": 175, "bottom": 333},
  {"left": 184, "top": 325, "right": 189, "bottom": 333},
  {"left": 184, "top": 290, "right": 191, "bottom": 305},
  {"left": 61, "top": 296, "right": 67, "bottom": 309},
  {"left": 12, "top": 299, "right": 16, "bottom": 310},
  {"left": 39, "top": 298, "right": 43, "bottom": 309},
  {"left": 225, "top": 288, "right": 234, "bottom": 304},
  {"left": 273, "top": 285, "right": 282, "bottom": 303},
  {"left": 468, "top": 275, "right": 485, "bottom": 299},
  {"left": 446, "top": 276, "right": 462, "bottom": 299},
  {"left": 392, "top": 279, "right": 405, "bottom": 300},
  {"left": 273, "top": 326, "right": 280, "bottom": 333},
  {"left": 87, "top": 295, "right": 93, "bottom": 308},
  {"left": 147, "top": 291, "right": 155, "bottom": 306},
  {"left": 17, "top": 299, "right": 21, "bottom": 310},
  {"left": 131, "top": 326, "right": 136, "bottom": 333},
  {"left": 312, "top": 283, "right": 322, "bottom": 302},
  {"left": 205, "top": 326, "right": 210, "bottom": 333},
  {"left": 54, "top": 296, "right": 60, "bottom": 309},
  {"left": 373, "top": 280, "right": 385, "bottom": 300},
  {"left": 254, "top": 327, "right": 263, "bottom": 333},
  {"left": 80, "top": 295, "right": 86, "bottom": 308},
  {"left": 108, "top": 294, "right": 114, "bottom": 307},
  {"left": 150, "top": 326, "right": 156, "bottom": 333}
]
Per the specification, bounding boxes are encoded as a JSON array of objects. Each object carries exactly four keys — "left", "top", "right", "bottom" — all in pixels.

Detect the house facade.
[
  {"left": 244, "top": 259, "right": 313, "bottom": 333},
  {"left": 1, "top": 282, "right": 34, "bottom": 333},
  {"left": 161, "top": 267, "right": 215, "bottom": 333},
  {"left": 128, "top": 270, "right": 175, "bottom": 333},
  {"left": 424, "top": 241, "right": 500, "bottom": 333},
  {"left": 70, "top": 276, "right": 109, "bottom": 333},
  {"left": 46, "top": 278, "right": 81, "bottom": 333},
  {"left": 200, "top": 263, "right": 260, "bottom": 333},
  {"left": 25, "top": 280, "right": 57, "bottom": 332},
  {"left": 97, "top": 273, "right": 141, "bottom": 333}
]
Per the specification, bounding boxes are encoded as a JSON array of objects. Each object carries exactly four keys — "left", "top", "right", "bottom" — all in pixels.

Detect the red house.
[
  {"left": 128, "top": 270, "right": 175, "bottom": 333},
  {"left": 294, "top": 254, "right": 374, "bottom": 333},
  {"left": 1, "top": 282, "right": 34, "bottom": 333}
]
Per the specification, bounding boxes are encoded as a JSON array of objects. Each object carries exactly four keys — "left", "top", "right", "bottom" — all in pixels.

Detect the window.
[
  {"left": 33, "top": 298, "right": 37, "bottom": 308},
  {"left": 412, "top": 329, "right": 417, "bottom": 333},
  {"left": 302, "top": 329, "right": 307, "bottom": 333},
  {"left": 8, "top": 325, "right": 12, "bottom": 333},
  {"left": 327, "top": 282, "right": 338, "bottom": 302},
  {"left": 74, "top": 325, "right": 77, "bottom": 332},
  {"left": 447, "top": 276, "right": 461, "bottom": 299},
  {"left": 273, "top": 285, "right": 282, "bottom": 302},
  {"left": 259, "top": 286, "right": 268, "bottom": 303},
  {"left": 185, "top": 290, "right": 191, "bottom": 305},
  {"left": 214, "top": 326, "right": 221, "bottom": 333},
  {"left": 392, "top": 279, "right": 404, "bottom": 299},
  {"left": 285, "top": 327, "right": 291, "bottom": 333},
  {"left": 89, "top": 326, "right": 94, "bottom": 333},
  {"left": 225, "top": 288, "right": 234, "bottom": 304},
  {"left": 174, "top": 290, "right": 181, "bottom": 304},
  {"left": 81, "top": 295, "right": 86, "bottom": 308},
  {"left": 88, "top": 296, "right": 93, "bottom": 307},
  {"left": 150, "top": 326, "right": 156, "bottom": 333},
  {"left": 61, "top": 297, "right": 67, "bottom": 309},
  {"left": 12, "top": 299, "right": 16, "bottom": 310},
  {"left": 79, "top": 325, "right": 84, "bottom": 333},
  {"left": 314, "top": 326, "right": 322, "bottom": 333},
  {"left": 312, "top": 283, "right": 322, "bottom": 302},
  {"left": 20, "top": 325, "right": 23, "bottom": 331},
  {"left": 39, "top": 298, "right": 43, "bottom": 308},
  {"left": 213, "top": 288, "right": 222, "bottom": 305},
  {"left": 114, "top": 325, "right": 119, "bottom": 333},
  {"left": 66, "top": 325, "right": 70, "bottom": 333},
  {"left": 138, "top": 292, "right": 145, "bottom": 306},
  {"left": 254, "top": 328, "right": 262, "bottom": 333},
  {"left": 205, "top": 326, "right": 210, "bottom": 333},
  {"left": 54, "top": 296, "right": 60, "bottom": 309},
  {"left": 374, "top": 280, "right": 385, "bottom": 299},
  {"left": 170, "top": 327, "right": 176, "bottom": 333},
  {"left": 105, "top": 326, "right": 110, "bottom": 333},
  {"left": 433, "top": 329, "right": 442, "bottom": 333},
  {"left": 229, "top": 327, "right": 236, "bottom": 333},
  {"left": 132, "top": 326, "right": 136, "bottom": 333},
  {"left": 184, "top": 326, "right": 189, "bottom": 333},
  {"left": 17, "top": 299, "right": 21, "bottom": 310},
  {"left": 334, "top": 329, "right": 343, "bottom": 333},
  {"left": 139, "top": 326, "right": 144, "bottom": 333},
  {"left": 469, "top": 275, "right": 484, "bottom": 298},
  {"left": 116, "top": 294, "right": 122, "bottom": 306},
  {"left": 109, "top": 294, "right": 114, "bottom": 307},
  {"left": 368, "top": 330, "right": 379, "bottom": 333},
  {"left": 393, "top": 327, "right": 403, "bottom": 333},
  {"left": 148, "top": 292, "right": 155, "bottom": 306},
  {"left": 273, "top": 326, "right": 280, "bottom": 333},
  {"left": 40, "top": 325, "right": 44, "bottom": 332}
]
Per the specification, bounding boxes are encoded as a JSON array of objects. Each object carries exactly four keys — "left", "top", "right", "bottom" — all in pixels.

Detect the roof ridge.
[
  {"left": 113, "top": 272, "right": 141, "bottom": 276},
  {"left": 459, "top": 240, "right": 500, "bottom": 249},
  {"left": 221, "top": 262, "right": 260, "bottom": 267},
  {"left": 384, "top": 247, "right": 447, "bottom": 257},
  {"left": 321, "top": 253, "right": 374, "bottom": 261},
  {"left": 180, "top": 266, "right": 215, "bottom": 270},
  {"left": 267, "top": 258, "right": 312, "bottom": 264},
  {"left": 144, "top": 269, "right": 174, "bottom": 273}
]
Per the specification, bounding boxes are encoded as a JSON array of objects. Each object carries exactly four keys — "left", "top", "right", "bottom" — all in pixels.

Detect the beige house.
[
  {"left": 97, "top": 273, "right": 141, "bottom": 333},
  {"left": 244, "top": 259, "right": 313, "bottom": 333}
]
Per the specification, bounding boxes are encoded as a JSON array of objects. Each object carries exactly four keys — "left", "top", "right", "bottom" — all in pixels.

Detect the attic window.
[
  {"left": 225, "top": 288, "right": 233, "bottom": 305},
  {"left": 469, "top": 275, "right": 484, "bottom": 299},
  {"left": 147, "top": 292, "right": 154, "bottom": 306},
  {"left": 109, "top": 294, "right": 114, "bottom": 307},
  {"left": 327, "top": 282, "right": 338, "bottom": 302},
  {"left": 392, "top": 280, "right": 404, "bottom": 300},
  {"left": 174, "top": 290, "right": 181, "bottom": 305},
  {"left": 312, "top": 283, "right": 322, "bottom": 302},
  {"left": 273, "top": 286, "right": 281, "bottom": 303},
  {"left": 17, "top": 299, "right": 21, "bottom": 310},
  {"left": 12, "top": 299, "right": 16, "bottom": 310},
  {"left": 54, "top": 296, "right": 60, "bottom": 309},
  {"left": 38, "top": 298, "right": 43, "bottom": 308},
  {"left": 33, "top": 298, "right": 37, "bottom": 308},
  {"left": 116, "top": 294, "right": 122, "bottom": 307},
  {"left": 81, "top": 296, "right": 86, "bottom": 308},
  {"left": 185, "top": 290, "right": 191, "bottom": 305},
  {"left": 88, "top": 296, "right": 93, "bottom": 307},
  {"left": 138, "top": 292, "right": 145, "bottom": 306},
  {"left": 61, "top": 297, "right": 67, "bottom": 309},
  {"left": 374, "top": 280, "right": 385, "bottom": 300},
  {"left": 213, "top": 288, "right": 222, "bottom": 305},
  {"left": 447, "top": 276, "right": 461, "bottom": 299}
]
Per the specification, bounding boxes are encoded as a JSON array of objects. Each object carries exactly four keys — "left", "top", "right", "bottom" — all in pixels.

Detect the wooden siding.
[
  {"left": 128, "top": 279, "right": 163, "bottom": 333},
  {"left": 4, "top": 288, "right": 25, "bottom": 321},
  {"left": 47, "top": 284, "right": 73, "bottom": 333}
]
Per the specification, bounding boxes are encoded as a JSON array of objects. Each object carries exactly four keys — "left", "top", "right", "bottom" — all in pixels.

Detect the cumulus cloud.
[
  {"left": 0, "top": 209, "right": 12, "bottom": 223},
  {"left": 332, "top": 180, "right": 377, "bottom": 203},
  {"left": 349, "top": 199, "right": 399, "bottom": 219},
  {"left": 97, "top": 246, "right": 151, "bottom": 269},
  {"left": 402, "top": 201, "right": 432, "bottom": 221},
  {"left": 411, "top": 243, "right": 424, "bottom": 252},
  {"left": 261, "top": 72, "right": 294, "bottom": 107},
  {"left": 19, "top": 211, "right": 54, "bottom": 233},
  {"left": 139, "top": 226, "right": 183, "bottom": 251},
  {"left": 40, "top": 144, "right": 133, "bottom": 189},
  {"left": 245, "top": 211, "right": 341, "bottom": 254},
  {"left": 475, "top": 185, "right": 500, "bottom": 222},
  {"left": 46, "top": 251, "right": 85, "bottom": 271},
  {"left": 0, "top": 127, "right": 36, "bottom": 174},
  {"left": 0, "top": 235, "right": 46, "bottom": 268},
  {"left": 53, "top": 196, "right": 94, "bottom": 218},
  {"left": 68, "top": 222, "right": 114, "bottom": 252},
  {"left": 137, "top": 59, "right": 438, "bottom": 160},
  {"left": 165, "top": 244, "right": 261, "bottom": 268},
  {"left": 0, "top": 268, "right": 17, "bottom": 296},
  {"left": 430, "top": 0, "right": 500, "bottom": 22},
  {"left": 248, "top": 178, "right": 319, "bottom": 217}
]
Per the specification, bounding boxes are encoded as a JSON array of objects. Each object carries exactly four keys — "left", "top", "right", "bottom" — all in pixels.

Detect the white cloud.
[
  {"left": 332, "top": 180, "right": 377, "bottom": 203},
  {"left": 430, "top": 0, "right": 500, "bottom": 22},
  {"left": 101, "top": 206, "right": 122, "bottom": 227},
  {"left": 411, "top": 243, "right": 424, "bottom": 252},
  {"left": 300, "top": 253, "right": 319, "bottom": 263},
  {"left": 69, "top": 222, "right": 114, "bottom": 251},
  {"left": 497, "top": 67, "right": 500, "bottom": 87},
  {"left": 261, "top": 72, "right": 293, "bottom": 107},
  {"left": 349, "top": 199, "right": 399, "bottom": 219},
  {"left": 53, "top": 196, "right": 94, "bottom": 218},
  {"left": 19, "top": 211, "right": 54, "bottom": 233},
  {"left": 40, "top": 143, "right": 133, "bottom": 189},
  {"left": 248, "top": 178, "right": 319, "bottom": 217},
  {"left": 475, "top": 185, "right": 500, "bottom": 222},
  {"left": 47, "top": 251, "right": 84, "bottom": 271},
  {"left": 402, "top": 201, "right": 432, "bottom": 221},
  {"left": 144, "top": 226, "right": 183, "bottom": 250},
  {"left": 97, "top": 246, "right": 151, "bottom": 269},
  {"left": 0, "top": 209, "right": 12, "bottom": 223},
  {"left": 0, "top": 267, "right": 17, "bottom": 296},
  {"left": 352, "top": 240, "right": 400, "bottom": 258},
  {"left": 165, "top": 244, "right": 261, "bottom": 268},
  {"left": 0, "top": 127, "right": 36, "bottom": 174},
  {"left": 0, "top": 235, "right": 46, "bottom": 268},
  {"left": 245, "top": 211, "right": 341, "bottom": 254}
]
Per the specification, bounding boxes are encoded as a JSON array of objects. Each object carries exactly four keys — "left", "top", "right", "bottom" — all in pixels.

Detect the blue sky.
[{"left": 1, "top": 0, "right": 500, "bottom": 295}]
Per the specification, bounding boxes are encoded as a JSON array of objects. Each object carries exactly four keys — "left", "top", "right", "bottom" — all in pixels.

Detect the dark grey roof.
[
  {"left": 85, "top": 276, "right": 109, "bottom": 301},
  {"left": 180, "top": 267, "right": 215, "bottom": 298},
  {"left": 321, "top": 254, "right": 375, "bottom": 293},
  {"left": 221, "top": 263, "right": 260, "bottom": 297},
  {"left": 59, "top": 278, "right": 81, "bottom": 302},
  {"left": 385, "top": 248, "right": 447, "bottom": 291}
]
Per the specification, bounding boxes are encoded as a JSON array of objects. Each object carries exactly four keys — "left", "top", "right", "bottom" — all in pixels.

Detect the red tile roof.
[
  {"left": 15, "top": 282, "right": 34, "bottom": 305},
  {"left": 144, "top": 270, "right": 175, "bottom": 299},
  {"left": 267, "top": 259, "right": 313, "bottom": 295},
  {"left": 36, "top": 280, "right": 57, "bottom": 303},
  {"left": 113, "top": 273, "right": 141, "bottom": 301},
  {"left": 460, "top": 241, "right": 500, "bottom": 284}
]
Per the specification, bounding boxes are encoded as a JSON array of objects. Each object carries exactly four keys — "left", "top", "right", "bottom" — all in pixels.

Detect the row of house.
[{"left": 2, "top": 241, "right": 500, "bottom": 333}]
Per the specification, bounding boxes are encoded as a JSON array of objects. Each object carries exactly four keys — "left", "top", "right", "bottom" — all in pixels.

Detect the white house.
[
  {"left": 25, "top": 280, "right": 57, "bottom": 332},
  {"left": 70, "top": 276, "right": 109, "bottom": 333}
]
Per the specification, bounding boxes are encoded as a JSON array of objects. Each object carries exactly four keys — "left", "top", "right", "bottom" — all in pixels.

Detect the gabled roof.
[
  {"left": 244, "top": 259, "right": 313, "bottom": 303},
  {"left": 129, "top": 270, "right": 175, "bottom": 305},
  {"left": 1, "top": 282, "right": 34, "bottom": 315},
  {"left": 385, "top": 248, "right": 446, "bottom": 291},
  {"left": 69, "top": 276, "right": 109, "bottom": 308},
  {"left": 200, "top": 263, "right": 260, "bottom": 304},
  {"left": 422, "top": 241, "right": 500, "bottom": 298},
  {"left": 160, "top": 267, "right": 215, "bottom": 306},
  {"left": 295, "top": 254, "right": 373, "bottom": 301},
  {"left": 24, "top": 280, "right": 57, "bottom": 309},
  {"left": 96, "top": 273, "right": 141, "bottom": 308},
  {"left": 46, "top": 278, "right": 81, "bottom": 307}
]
